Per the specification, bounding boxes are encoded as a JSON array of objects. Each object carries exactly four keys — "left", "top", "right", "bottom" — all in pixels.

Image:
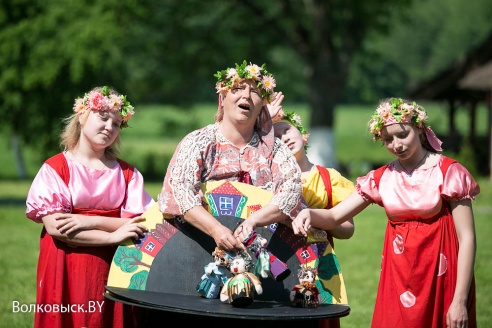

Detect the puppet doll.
[
  {"left": 290, "top": 265, "right": 322, "bottom": 308},
  {"left": 197, "top": 247, "right": 233, "bottom": 299},
  {"left": 219, "top": 251, "right": 263, "bottom": 307},
  {"left": 242, "top": 231, "right": 291, "bottom": 281}
]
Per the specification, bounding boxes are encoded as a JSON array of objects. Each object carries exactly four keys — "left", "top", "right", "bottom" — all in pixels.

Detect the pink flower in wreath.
[
  {"left": 73, "top": 98, "right": 85, "bottom": 114},
  {"left": 87, "top": 91, "right": 106, "bottom": 111}
]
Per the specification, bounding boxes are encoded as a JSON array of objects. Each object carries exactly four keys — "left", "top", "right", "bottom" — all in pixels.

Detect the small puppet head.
[
  {"left": 297, "top": 265, "right": 318, "bottom": 284},
  {"left": 212, "top": 247, "right": 234, "bottom": 267},
  {"left": 248, "top": 233, "right": 268, "bottom": 253},
  {"left": 228, "top": 251, "right": 254, "bottom": 275}
]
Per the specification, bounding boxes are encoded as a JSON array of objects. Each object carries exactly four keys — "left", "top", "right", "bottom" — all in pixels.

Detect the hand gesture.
[
  {"left": 110, "top": 216, "right": 147, "bottom": 244},
  {"left": 267, "top": 91, "right": 285, "bottom": 123},
  {"left": 54, "top": 213, "right": 95, "bottom": 235},
  {"left": 446, "top": 299, "right": 468, "bottom": 328},
  {"left": 233, "top": 219, "right": 257, "bottom": 244},
  {"left": 291, "top": 208, "right": 313, "bottom": 237},
  {"left": 210, "top": 224, "right": 245, "bottom": 252}
]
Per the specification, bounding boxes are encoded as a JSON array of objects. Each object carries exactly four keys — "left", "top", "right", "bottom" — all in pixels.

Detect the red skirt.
[
  {"left": 371, "top": 207, "right": 476, "bottom": 328},
  {"left": 34, "top": 208, "right": 138, "bottom": 328}
]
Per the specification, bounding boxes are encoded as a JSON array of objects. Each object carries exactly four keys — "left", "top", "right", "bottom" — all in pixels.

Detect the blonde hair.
[{"left": 60, "top": 86, "right": 122, "bottom": 159}]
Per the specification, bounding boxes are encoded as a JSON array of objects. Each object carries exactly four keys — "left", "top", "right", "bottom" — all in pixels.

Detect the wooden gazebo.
[{"left": 408, "top": 31, "right": 492, "bottom": 179}]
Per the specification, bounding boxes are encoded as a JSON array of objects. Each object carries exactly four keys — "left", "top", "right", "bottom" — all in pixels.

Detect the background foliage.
[{"left": 1, "top": 0, "right": 491, "bottom": 178}]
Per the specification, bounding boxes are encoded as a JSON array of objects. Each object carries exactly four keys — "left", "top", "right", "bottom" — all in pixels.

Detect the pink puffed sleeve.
[
  {"left": 355, "top": 170, "right": 382, "bottom": 205},
  {"left": 26, "top": 163, "right": 72, "bottom": 223},
  {"left": 121, "top": 167, "right": 155, "bottom": 218},
  {"left": 441, "top": 162, "right": 480, "bottom": 201}
]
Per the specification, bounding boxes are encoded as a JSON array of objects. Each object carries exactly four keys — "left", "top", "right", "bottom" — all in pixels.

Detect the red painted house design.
[
  {"left": 134, "top": 221, "right": 178, "bottom": 257},
  {"left": 296, "top": 244, "right": 318, "bottom": 264},
  {"left": 246, "top": 204, "right": 262, "bottom": 217}
]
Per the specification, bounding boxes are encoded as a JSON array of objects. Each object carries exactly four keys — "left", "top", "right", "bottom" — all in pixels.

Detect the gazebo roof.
[
  {"left": 407, "top": 30, "right": 492, "bottom": 178},
  {"left": 409, "top": 31, "right": 492, "bottom": 101}
]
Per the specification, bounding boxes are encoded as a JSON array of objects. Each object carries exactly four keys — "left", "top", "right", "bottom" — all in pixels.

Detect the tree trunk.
[
  {"left": 305, "top": 58, "right": 348, "bottom": 169},
  {"left": 307, "top": 127, "right": 337, "bottom": 169},
  {"left": 12, "top": 132, "right": 27, "bottom": 179}
]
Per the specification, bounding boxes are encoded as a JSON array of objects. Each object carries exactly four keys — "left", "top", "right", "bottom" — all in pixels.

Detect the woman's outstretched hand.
[
  {"left": 233, "top": 218, "right": 258, "bottom": 245},
  {"left": 291, "top": 208, "right": 313, "bottom": 237},
  {"left": 210, "top": 224, "right": 245, "bottom": 252}
]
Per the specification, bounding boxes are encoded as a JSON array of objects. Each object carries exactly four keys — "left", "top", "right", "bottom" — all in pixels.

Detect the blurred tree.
[
  {"left": 2, "top": 0, "right": 491, "bottom": 178},
  {"left": 0, "top": 0, "right": 141, "bottom": 176},
  {"left": 344, "top": 0, "right": 492, "bottom": 103},
  {"left": 121, "top": 0, "right": 415, "bottom": 168}
]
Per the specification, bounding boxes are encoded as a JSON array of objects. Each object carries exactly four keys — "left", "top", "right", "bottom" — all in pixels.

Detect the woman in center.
[{"left": 157, "top": 60, "right": 302, "bottom": 251}]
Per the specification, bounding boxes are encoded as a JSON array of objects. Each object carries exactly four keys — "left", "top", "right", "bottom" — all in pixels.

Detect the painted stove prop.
[{"left": 105, "top": 181, "right": 350, "bottom": 324}]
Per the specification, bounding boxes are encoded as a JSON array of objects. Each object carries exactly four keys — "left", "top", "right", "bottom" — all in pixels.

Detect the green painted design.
[
  {"left": 114, "top": 245, "right": 143, "bottom": 273},
  {"left": 316, "top": 279, "right": 333, "bottom": 304},
  {"left": 129, "top": 270, "right": 149, "bottom": 290},
  {"left": 205, "top": 194, "right": 218, "bottom": 216},
  {"left": 317, "top": 253, "right": 341, "bottom": 281},
  {"left": 235, "top": 196, "right": 248, "bottom": 217}
]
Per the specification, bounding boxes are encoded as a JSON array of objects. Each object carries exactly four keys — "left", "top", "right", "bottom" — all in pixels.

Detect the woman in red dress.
[
  {"left": 291, "top": 98, "right": 480, "bottom": 328},
  {"left": 26, "top": 86, "right": 155, "bottom": 328}
]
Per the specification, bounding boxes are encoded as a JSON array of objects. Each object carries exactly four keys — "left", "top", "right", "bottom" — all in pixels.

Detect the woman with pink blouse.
[
  {"left": 291, "top": 98, "right": 480, "bottom": 328},
  {"left": 26, "top": 86, "right": 154, "bottom": 328}
]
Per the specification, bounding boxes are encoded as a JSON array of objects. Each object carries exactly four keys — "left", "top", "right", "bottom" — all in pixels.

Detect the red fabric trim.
[
  {"left": 238, "top": 170, "right": 253, "bottom": 185},
  {"left": 373, "top": 164, "right": 388, "bottom": 190},
  {"left": 44, "top": 153, "right": 135, "bottom": 187},
  {"left": 373, "top": 156, "right": 456, "bottom": 190},
  {"left": 316, "top": 165, "right": 332, "bottom": 209},
  {"left": 116, "top": 159, "right": 135, "bottom": 208},
  {"left": 440, "top": 156, "right": 457, "bottom": 177},
  {"left": 314, "top": 165, "right": 341, "bottom": 327},
  {"left": 316, "top": 165, "right": 335, "bottom": 248},
  {"left": 45, "top": 153, "right": 70, "bottom": 186},
  {"left": 116, "top": 158, "right": 135, "bottom": 185}
]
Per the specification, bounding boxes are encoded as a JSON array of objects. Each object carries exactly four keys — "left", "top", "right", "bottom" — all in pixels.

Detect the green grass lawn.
[{"left": 1, "top": 102, "right": 491, "bottom": 327}]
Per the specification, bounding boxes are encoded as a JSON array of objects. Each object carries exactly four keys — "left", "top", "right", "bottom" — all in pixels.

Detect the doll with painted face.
[
  {"left": 290, "top": 265, "right": 322, "bottom": 308},
  {"left": 220, "top": 251, "right": 263, "bottom": 307},
  {"left": 197, "top": 247, "right": 233, "bottom": 299}
]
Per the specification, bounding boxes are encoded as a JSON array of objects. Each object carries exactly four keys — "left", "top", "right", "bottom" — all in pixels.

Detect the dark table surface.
[{"left": 105, "top": 286, "right": 350, "bottom": 321}]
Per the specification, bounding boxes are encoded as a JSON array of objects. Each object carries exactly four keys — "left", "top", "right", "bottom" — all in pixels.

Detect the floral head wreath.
[
  {"left": 274, "top": 110, "right": 310, "bottom": 151},
  {"left": 214, "top": 60, "right": 277, "bottom": 103},
  {"left": 368, "top": 97, "right": 443, "bottom": 151},
  {"left": 73, "top": 86, "right": 135, "bottom": 129}
]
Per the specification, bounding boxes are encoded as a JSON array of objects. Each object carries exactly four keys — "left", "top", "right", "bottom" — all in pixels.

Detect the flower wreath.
[
  {"left": 214, "top": 60, "right": 276, "bottom": 102},
  {"left": 277, "top": 111, "right": 310, "bottom": 150},
  {"left": 73, "top": 86, "right": 135, "bottom": 129},
  {"left": 368, "top": 98, "right": 428, "bottom": 141}
]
